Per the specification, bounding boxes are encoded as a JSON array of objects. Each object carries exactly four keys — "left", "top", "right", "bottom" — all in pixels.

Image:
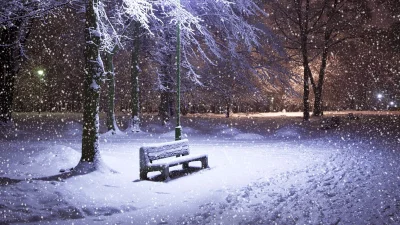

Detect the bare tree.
[{"left": 269, "top": 0, "right": 370, "bottom": 119}]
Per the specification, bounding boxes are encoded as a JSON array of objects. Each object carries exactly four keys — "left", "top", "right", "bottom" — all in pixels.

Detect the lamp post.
[
  {"left": 175, "top": 0, "right": 182, "bottom": 141},
  {"left": 37, "top": 70, "right": 45, "bottom": 114}
]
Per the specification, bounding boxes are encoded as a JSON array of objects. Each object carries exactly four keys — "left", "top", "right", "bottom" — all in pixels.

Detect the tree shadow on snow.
[
  {"left": 0, "top": 171, "right": 78, "bottom": 186},
  {"left": 0, "top": 161, "right": 116, "bottom": 186}
]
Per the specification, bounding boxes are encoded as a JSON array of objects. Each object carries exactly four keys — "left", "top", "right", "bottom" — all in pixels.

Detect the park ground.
[{"left": 0, "top": 111, "right": 400, "bottom": 224}]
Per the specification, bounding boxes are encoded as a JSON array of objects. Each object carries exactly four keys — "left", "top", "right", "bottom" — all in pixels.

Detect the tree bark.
[
  {"left": 295, "top": 0, "right": 311, "bottom": 121},
  {"left": 313, "top": 87, "right": 323, "bottom": 116},
  {"left": 312, "top": 33, "right": 330, "bottom": 117},
  {"left": 104, "top": 51, "right": 117, "bottom": 133},
  {"left": 225, "top": 103, "right": 230, "bottom": 118},
  {"left": 80, "top": 0, "right": 104, "bottom": 164},
  {"left": 303, "top": 65, "right": 311, "bottom": 121},
  {"left": 131, "top": 21, "right": 141, "bottom": 132}
]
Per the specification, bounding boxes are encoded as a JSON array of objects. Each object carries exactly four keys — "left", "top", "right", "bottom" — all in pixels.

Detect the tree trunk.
[
  {"left": 312, "top": 35, "right": 330, "bottom": 117},
  {"left": 0, "top": 25, "right": 20, "bottom": 124},
  {"left": 313, "top": 87, "right": 323, "bottom": 116},
  {"left": 104, "top": 52, "right": 117, "bottom": 134},
  {"left": 225, "top": 103, "right": 230, "bottom": 118},
  {"left": 80, "top": 0, "right": 104, "bottom": 165},
  {"left": 301, "top": 55, "right": 311, "bottom": 121},
  {"left": 130, "top": 21, "right": 141, "bottom": 132},
  {"left": 298, "top": 0, "right": 311, "bottom": 121}
]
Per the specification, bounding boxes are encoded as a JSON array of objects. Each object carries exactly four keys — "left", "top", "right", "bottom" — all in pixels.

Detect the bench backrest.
[{"left": 140, "top": 139, "right": 190, "bottom": 165}]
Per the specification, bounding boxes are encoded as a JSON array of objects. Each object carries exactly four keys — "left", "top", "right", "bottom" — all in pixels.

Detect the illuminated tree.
[{"left": 269, "top": 0, "right": 371, "bottom": 119}]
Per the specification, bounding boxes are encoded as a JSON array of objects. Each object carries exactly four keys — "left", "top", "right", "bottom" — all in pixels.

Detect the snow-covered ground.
[{"left": 1, "top": 111, "right": 399, "bottom": 224}]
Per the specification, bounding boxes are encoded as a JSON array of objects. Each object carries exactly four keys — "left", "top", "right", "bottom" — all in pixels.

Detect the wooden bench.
[{"left": 139, "top": 139, "right": 208, "bottom": 180}]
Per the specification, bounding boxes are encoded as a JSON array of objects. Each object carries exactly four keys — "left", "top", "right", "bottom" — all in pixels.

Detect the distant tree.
[
  {"left": 130, "top": 21, "right": 141, "bottom": 132},
  {"left": 100, "top": 0, "right": 153, "bottom": 133},
  {"left": 98, "top": 1, "right": 131, "bottom": 134},
  {"left": 269, "top": 0, "right": 370, "bottom": 120},
  {"left": 103, "top": 48, "right": 119, "bottom": 134},
  {"left": 0, "top": 0, "right": 71, "bottom": 124},
  {"left": 149, "top": 0, "right": 276, "bottom": 120}
]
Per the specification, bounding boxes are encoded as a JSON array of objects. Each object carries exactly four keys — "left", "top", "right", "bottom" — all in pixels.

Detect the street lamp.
[
  {"left": 388, "top": 101, "right": 395, "bottom": 110},
  {"left": 175, "top": 0, "right": 182, "bottom": 141},
  {"left": 376, "top": 93, "right": 384, "bottom": 110},
  {"left": 37, "top": 70, "right": 45, "bottom": 114}
]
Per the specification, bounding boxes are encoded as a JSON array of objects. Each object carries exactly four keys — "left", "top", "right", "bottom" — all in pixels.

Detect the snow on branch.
[{"left": 122, "top": 0, "right": 156, "bottom": 32}]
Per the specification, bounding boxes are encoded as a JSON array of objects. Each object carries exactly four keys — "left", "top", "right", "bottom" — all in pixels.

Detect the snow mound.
[
  {"left": 275, "top": 125, "right": 304, "bottom": 138},
  {"left": 36, "top": 146, "right": 79, "bottom": 165},
  {"left": 73, "top": 160, "right": 116, "bottom": 175},
  {"left": 19, "top": 146, "right": 80, "bottom": 176},
  {"left": 234, "top": 133, "right": 264, "bottom": 140}
]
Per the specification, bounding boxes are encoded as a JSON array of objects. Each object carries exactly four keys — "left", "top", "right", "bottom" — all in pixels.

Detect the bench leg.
[
  {"left": 162, "top": 166, "right": 170, "bottom": 180},
  {"left": 201, "top": 157, "right": 209, "bottom": 168},
  {"left": 182, "top": 162, "right": 189, "bottom": 169},
  {"left": 140, "top": 169, "right": 147, "bottom": 180}
]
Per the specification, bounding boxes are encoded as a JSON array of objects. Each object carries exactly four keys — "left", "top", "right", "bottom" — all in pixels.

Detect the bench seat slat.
[
  {"left": 147, "top": 146, "right": 189, "bottom": 160},
  {"left": 147, "top": 154, "right": 208, "bottom": 168}
]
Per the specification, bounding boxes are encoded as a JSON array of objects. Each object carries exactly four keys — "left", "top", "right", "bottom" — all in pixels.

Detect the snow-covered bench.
[{"left": 139, "top": 139, "right": 208, "bottom": 180}]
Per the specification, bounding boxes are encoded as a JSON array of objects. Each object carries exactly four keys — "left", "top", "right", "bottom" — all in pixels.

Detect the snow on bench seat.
[
  {"left": 149, "top": 154, "right": 208, "bottom": 169},
  {"left": 139, "top": 139, "right": 208, "bottom": 181}
]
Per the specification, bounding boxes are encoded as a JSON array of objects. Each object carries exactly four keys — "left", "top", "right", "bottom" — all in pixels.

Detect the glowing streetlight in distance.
[
  {"left": 37, "top": 70, "right": 45, "bottom": 81},
  {"left": 377, "top": 93, "right": 383, "bottom": 99}
]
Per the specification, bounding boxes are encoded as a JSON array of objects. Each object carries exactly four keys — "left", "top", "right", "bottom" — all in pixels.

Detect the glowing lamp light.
[
  {"left": 390, "top": 101, "right": 394, "bottom": 106},
  {"left": 377, "top": 93, "right": 383, "bottom": 99},
  {"left": 37, "top": 70, "right": 45, "bottom": 81}
]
